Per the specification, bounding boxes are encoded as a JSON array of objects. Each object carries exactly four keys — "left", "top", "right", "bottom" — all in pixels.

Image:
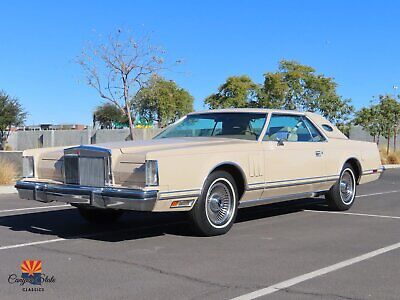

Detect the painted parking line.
[
  {"left": 231, "top": 241, "right": 400, "bottom": 300},
  {"left": 0, "top": 238, "right": 67, "bottom": 250},
  {"left": 356, "top": 190, "right": 400, "bottom": 198},
  {"left": 0, "top": 204, "right": 70, "bottom": 214},
  {"left": 0, "top": 221, "right": 185, "bottom": 251},
  {"left": 304, "top": 210, "right": 400, "bottom": 220}
]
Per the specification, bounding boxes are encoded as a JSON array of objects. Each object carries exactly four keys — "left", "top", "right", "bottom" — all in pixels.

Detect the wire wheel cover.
[
  {"left": 206, "top": 181, "right": 234, "bottom": 226},
  {"left": 340, "top": 170, "right": 354, "bottom": 204}
]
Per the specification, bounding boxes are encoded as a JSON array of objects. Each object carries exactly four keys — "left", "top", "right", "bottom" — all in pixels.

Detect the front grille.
[
  {"left": 63, "top": 147, "right": 110, "bottom": 187},
  {"left": 79, "top": 157, "right": 106, "bottom": 186},
  {"left": 64, "top": 155, "right": 80, "bottom": 185}
]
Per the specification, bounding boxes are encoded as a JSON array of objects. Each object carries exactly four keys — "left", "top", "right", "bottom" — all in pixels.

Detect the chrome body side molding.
[{"left": 238, "top": 191, "right": 327, "bottom": 208}]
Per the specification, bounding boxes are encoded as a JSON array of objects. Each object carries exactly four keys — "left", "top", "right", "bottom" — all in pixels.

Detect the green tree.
[
  {"left": 0, "top": 91, "right": 26, "bottom": 150},
  {"left": 204, "top": 76, "right": 260, "bottom": 109},
  {"left": 354, "top": 105, "right": 383, "bottom": 143},
  {"left": 93, "top": 103, "right": 129, "bottom": 129},
  {"left": 261, "top": 60, "right": 354, "bottom": 130},
  {"left": 134, "top": 76, "right": 194, "bottom": 128},
  {"left": 355, "top": 95, "right": 400, "bottom": 154},
  {"left": 203, "top": 61, "right": 353, "bottom": 133},
  {"left": 377, "top": 95, "right": 400, "bottom": 154}
]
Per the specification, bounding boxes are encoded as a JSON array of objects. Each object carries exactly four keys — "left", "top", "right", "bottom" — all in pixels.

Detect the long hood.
[{"left": 95, "top": 137, "right": 253, "bottom": 155}]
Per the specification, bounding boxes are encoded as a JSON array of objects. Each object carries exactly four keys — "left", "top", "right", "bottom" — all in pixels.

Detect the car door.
[{"left": 261, "top": 113, "right": 327, "bottom": 199}]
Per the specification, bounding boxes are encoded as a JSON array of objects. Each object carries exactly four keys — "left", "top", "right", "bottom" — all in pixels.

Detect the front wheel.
[
  {"left": 189, "top": 171, "right": 238, "bottom": 236},
  {"left": 325, "top": 163, "right": 357, "bottom": 211},
  {"left": 78, "top": 207, "right": 124, "bottom": 224}
]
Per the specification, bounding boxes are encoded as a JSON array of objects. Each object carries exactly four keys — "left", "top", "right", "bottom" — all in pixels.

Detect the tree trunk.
[
  {"left": 122, "top": 76, "right": 135, "bottom": 141},
  {"left": 0, "top": 131, "right": 5, "bottom": 150},
  {"left": 394, "top": 127, "right": 397, "bottom": 152},
  {"left": 127, "top": 107, "right": 135, "bottom": 140},
  {"left": 387, "top": 129, "right": 391, "bottom": 155}
]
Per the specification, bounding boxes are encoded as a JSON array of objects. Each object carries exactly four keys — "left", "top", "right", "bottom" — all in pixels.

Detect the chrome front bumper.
[{"left": 15, "top": 181, "right": 158, "bottom": 211}]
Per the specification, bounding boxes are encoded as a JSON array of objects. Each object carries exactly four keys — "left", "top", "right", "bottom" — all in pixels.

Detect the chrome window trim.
[
  {"left": 302, "top": 115, "right": 328, "bottom": 142},
  {"left": 262, "top": 113, "right": 329, "bottom": 143}
]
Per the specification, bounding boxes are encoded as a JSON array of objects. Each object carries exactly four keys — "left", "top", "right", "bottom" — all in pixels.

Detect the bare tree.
[{"left": 77, "top": 29, "right": 165, "bottom": 139}]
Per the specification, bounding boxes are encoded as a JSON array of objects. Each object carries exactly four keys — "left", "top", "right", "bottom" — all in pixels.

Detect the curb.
[
  {"left": 382, "top": 164, "right": 400, "bottom": 170},
  {"left": 0, "top": 185, "right": 17, "bottom": 194}
]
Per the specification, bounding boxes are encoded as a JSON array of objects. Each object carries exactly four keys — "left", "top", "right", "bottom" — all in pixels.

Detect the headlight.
[
  {"left": 145, "top": 160, "right": 159, "bottom": 186},
  {"left": 22, "top": 156, "right": 35, "bottom": 178}
]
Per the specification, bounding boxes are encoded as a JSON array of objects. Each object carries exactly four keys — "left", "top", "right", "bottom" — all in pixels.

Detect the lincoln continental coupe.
[{"left": 15, "top": 109, "right": 383, "bottom": 236}]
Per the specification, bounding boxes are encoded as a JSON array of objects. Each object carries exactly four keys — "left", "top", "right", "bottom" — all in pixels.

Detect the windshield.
[{"left": 155, "top": 113, "right": 267, "bottom": 141}]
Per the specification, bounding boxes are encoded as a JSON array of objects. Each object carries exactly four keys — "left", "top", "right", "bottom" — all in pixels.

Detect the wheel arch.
[
  {"left": 343, "top": 157, "right": 362, "bottom": 184},
  {"left": 202, "top": 162, "right": 247, "bottom": 201}
]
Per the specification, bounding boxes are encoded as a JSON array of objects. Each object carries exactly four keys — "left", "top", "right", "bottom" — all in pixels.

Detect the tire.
[
  {"left": 189, "top": 170, "right": 238, "bottom": 236},
  {"left": 78, "top": 207, "right": 124, "bottom": 224},
  {"left": 325, "top": 163, "right": 357, "bottom": 211}
]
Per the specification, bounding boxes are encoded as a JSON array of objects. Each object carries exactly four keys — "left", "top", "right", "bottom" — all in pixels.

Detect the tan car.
[{"left": 16, "top": 109, "right": 383, "bottom": 236}]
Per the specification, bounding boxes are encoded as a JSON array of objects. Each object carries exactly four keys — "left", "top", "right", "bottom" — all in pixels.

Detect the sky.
[{"left": 1, "top": 0, "right": 400, "bottom": 125}]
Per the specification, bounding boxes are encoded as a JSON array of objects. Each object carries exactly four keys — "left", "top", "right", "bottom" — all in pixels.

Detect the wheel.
[
  {"left": 325, "top": 163, "right": 357, "bottom": 211},
  {"left": 78, "top": 207, "right": 124, "bottom": 224},
  {"left": 189, "top": 170, "right": 238, "bottom": 236}
]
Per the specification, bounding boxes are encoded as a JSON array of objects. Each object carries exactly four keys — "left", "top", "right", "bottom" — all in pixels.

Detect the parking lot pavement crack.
[
  {"left": 32, "top": 244, "right": 263, "bottom": 290},
  {"left": 281, "top": 287, "right": 365, "bottom": 300}
]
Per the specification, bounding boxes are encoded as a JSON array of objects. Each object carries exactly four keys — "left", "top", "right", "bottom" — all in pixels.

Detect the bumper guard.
[{"left": 15, "top": 181, "right": 158, "bottom": 211}]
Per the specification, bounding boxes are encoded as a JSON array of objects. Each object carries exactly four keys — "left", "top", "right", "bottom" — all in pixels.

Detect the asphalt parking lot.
[{"left": 0, "top": 169, "right": 399, "bottom": 300}]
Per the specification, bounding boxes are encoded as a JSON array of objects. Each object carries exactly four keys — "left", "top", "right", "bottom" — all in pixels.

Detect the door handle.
[{"left": 315, "top": 150, "right": 323, "bottom": 157}]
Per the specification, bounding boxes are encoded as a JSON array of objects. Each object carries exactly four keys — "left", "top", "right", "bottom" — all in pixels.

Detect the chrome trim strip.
[
  {"left": 159, "top": 193, "right": 200, "bottom": 201},
  {"left": 239, "top": 190, "right": 328, "bottom": 208},
  {"left": 362, "top": 167, "right": 384, "bottom": 175},
  {"left": 160, "top": 188, "right": 201, "bottom": 195},
  {"left": 64, "top": 145, "right": 112, "bottom": 155},
  {"left": 248, "top": 174, "right": 339, "bottom": 186},
  {"left": 247, "top": 176, "right": 339, "bottom": 191}
]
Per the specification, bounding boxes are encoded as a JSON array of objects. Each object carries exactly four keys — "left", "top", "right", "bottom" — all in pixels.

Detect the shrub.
[
  {"left": 379, "top": 148, "right": 400, "bottom": 165},
  {"left": 379, "top": 148, "right": 388, "bottom": 165},
  {"left": 387, "top": 152, "right": 400, "bottom": 164},
  {"left": 0, "top": 159, "right": 17, "bottom": 185}
]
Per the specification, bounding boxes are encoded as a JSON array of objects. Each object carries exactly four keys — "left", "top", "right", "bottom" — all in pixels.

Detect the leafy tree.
[
  {"left": 354, "top": 95, "right": 400, "bottom": 154},
  {"left": 204, "top": 76, "right": 260, "bottom": 109},
  {"left": 203, "top": 61, "right": 353, "bottom": 134},
  {"left": 354, "top": 105, "right": 383, "bottom": 143},
  {"left": 0, "top": 91, "right": 26, "bottom": 150},
  {"left": 377, "top": 95, "right": 400, "bottom": 154},
  {"left": 93, "top": 103, "right": 129, "bottom": 129},
  {"left": 261, "top": 60, "right": 354, "bottom": 130},
  {"left": 77, "top": 29, "right": 166, "bottom": 139},
  {"left": 134, "top": 76, "right": 194, "bottom": 128}
]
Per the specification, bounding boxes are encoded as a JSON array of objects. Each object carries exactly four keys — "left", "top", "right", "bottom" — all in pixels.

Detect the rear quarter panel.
[{"left": 324, "top": 138, "right": 381, "bottom": 183}]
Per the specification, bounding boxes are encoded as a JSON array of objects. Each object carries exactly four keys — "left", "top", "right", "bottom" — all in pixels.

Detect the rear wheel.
[
  {"left": 78, "top": 207, "right": 123, "bottom": 224},
  {"left": 325, "top": 163, "right": 357, "bottom": 211},
  {"left": 189, "top": 171, "right": 238, "bottom": 236}
]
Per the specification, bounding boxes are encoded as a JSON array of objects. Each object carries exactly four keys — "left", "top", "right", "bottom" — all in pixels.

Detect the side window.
[
  {"left": 303, "top": 118, "right": 325, "bottom": 142},
  {"left": 263, "top": 115, "right": 315, "bottom": 142},
  {"left": 249, "top": 117, "right": 266, "bottom": 137}
]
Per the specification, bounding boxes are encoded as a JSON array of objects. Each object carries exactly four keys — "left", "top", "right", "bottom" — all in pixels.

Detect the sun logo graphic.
[{"left": 21, "top": 260, "right": 42, "bottom": 285}]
